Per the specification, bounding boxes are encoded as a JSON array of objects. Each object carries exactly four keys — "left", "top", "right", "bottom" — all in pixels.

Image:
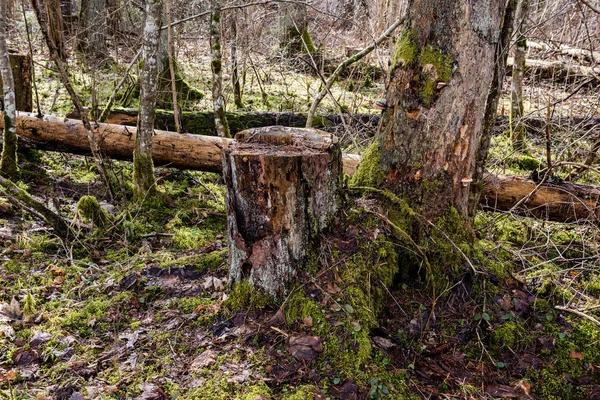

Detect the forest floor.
[{"left": 2, "top": 30, "right": 600, "bottom": 398}]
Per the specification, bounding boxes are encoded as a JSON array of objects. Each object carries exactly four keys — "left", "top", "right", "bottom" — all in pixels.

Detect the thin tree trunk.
[
  {"left": 134, "top": 0, "right": 162, "bottom": 199},
  {"left": 230, "top": 10, "right": 243, "bottom": 109},
  {"left": 0, "top": 0, "right": 18, "bottom": 176},
  {"left": 210, "top": 0, "right": 230, "bottom": 138},
  {"left": 510, "top": 0, "right": 529, "bottom": 152},
  {"left": 165, "top": 0, "right": 180, "bottom": 133},
  {"left": 31, "top": 0, "right": 114, "bottom": 199},
  {"left": 471, "top": 0, "right": 518, "bottom": 214}
]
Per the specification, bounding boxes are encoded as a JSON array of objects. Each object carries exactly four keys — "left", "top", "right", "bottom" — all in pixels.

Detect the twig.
[
  {"left": 555, "top": 305, "right": 600, "bottom": 327},
  {"left": 306, "top": 18, "right": 403, "bottom": 128}
]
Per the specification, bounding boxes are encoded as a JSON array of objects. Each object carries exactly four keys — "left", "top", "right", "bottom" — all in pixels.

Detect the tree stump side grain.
[{"left": 223, "top": 126, "right": 341, "bottom": 298}]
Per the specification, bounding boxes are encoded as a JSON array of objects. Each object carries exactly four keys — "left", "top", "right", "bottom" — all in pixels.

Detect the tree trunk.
[
  {"left": 1, "top": 54, "right": 34, "bottom": 113},
  {"left": 77, "top": 0, "right": 109, "bottom": 64},
  {"left": 279, "top": 2, "right": 316, "bottom": 55},
  {"left": 230, "top": 10, "right": 243, "bottom": 109},
  {"left": 6, "top": 112, "right": 600, "bottom": 224},
  {"left": 210, "top": 0, "right": 230, "bottom": 138},
  {"left": 134, "top": 0, "right": 162, "bottom": 199},
  {"left": 44, "top": 0, "right": 67, "bottom": 60},
  {"left": 223, "top": 127, "right": 341, "bottom": 297},
  {"left": 356, "top": 0, "right": 506, "bottom": 220},
  {"left": 0, "top": 0, "right": 18, "bottom": 176},
  {"left": 506, "top": 57, "right": 600, "bottom": 83},
  {"left": 510, "top": 0, "right": 529, "bottom": 152}
]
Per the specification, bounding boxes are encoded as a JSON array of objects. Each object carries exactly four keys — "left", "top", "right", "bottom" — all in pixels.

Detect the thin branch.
[
  {"left": 579, "top": 0, "right": 600, "bottom": 14},
  {"left": 555, "top": 305, "right": 600, "bottom": 327},
  {"left": 306, "top": 18, "right": 403, "bottom": 128}
]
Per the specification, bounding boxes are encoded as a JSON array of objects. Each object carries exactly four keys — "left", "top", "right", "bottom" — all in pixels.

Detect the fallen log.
[
  {"left": 96, "top": 109, "right": 600, "bottom": 141},
  {"left": 527, "top": 40, "right": 600, "bottom": 65},
  {"left": 99, "top": 108, "right": 381, "bottom": 136},
  {"left": 507, "top": 57, "right": 600, "bottom": 83},
  {"left": 481, "top": 174, "right": 600, "bottom": 223},
  {"left": 3, "top": 112, "right": 600, "bottom": 224}
]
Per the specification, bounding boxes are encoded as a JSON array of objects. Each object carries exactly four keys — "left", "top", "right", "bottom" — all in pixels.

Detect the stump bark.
[{"left": 223, "top": 127, "right": 342, "bottom": 298}]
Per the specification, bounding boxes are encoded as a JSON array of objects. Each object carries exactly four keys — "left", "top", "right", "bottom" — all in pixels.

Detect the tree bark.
[
  {"left": 0, "top": 0, "right": 18, "bottom": 176},
  {"left": 510, "top": 0, "right": 529, "bottom": 152},
  {"left": 5, "top": 112, "right": 600, "bottom": 224},
  {"left": 77, "top": 0, "right": 109, "bottom": 64},
  {"left": 357, "top": 0, "right": 506, "bottom": 220},
  {"left": 223, "top": 127, "right": 341, "bottom": 297},
  {"left": 210, "top": 0, "right": 230, "bottom": 138},
  {"left": 134, "top": 0, "right": 162, "bottom": 199}
]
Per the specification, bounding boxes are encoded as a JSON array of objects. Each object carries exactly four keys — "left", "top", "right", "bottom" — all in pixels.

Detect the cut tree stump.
[
  {"left": 0, "top": 54, "right": 32, "bottom": 112},
  {"left": 223, "top": 127, "right": 342, "bottom": 297}
]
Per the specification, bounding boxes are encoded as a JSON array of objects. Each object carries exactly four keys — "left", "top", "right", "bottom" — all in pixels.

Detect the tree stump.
[
  {"left": 223, "top": 126, "right": 342, "bottom": 298},
  {"left": 0, "top": 54, "right": 32, "bottom": 112}
]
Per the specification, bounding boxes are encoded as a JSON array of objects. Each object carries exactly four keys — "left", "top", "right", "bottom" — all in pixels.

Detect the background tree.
[
  {"left": 279, "top": 1, "right": 316, "bottom": 55},
  {"left": 210, "top": 0, "right": 230, "bottom": 138},
  {"left": 133, "top": 0, "right": 162, "bottom": 199},
  {"left": 77, "top": 0, "right": 110, "bottom": 63},
  {"left": 510, "top": 0, "right": 529, "bottom": 152}
]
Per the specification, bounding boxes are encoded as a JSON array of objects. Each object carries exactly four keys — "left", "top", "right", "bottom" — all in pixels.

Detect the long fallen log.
[
  {"left": 100, "top": 109, "right": 600, "bottom": 141},
  {"left": 98, "top": 108, "right": 381, "bottom": 136},
  {"left": 4, "top": 112, "right": 600, "bottom": 223},
  {"left": 507, "top": 57, "right": 600, "bottom": 83}
]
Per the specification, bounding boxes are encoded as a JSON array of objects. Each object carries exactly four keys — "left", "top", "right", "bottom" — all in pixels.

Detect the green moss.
[
  {"left": 392, "top": 29, "right": 418, "bottom": 69},
  {"left": 350, "top": 141, "right": 385, "bottom": 187},
  {"left": 418, "top": 45, "right": 452, "bottom": 106},
  {"left": 76, "top": 195, "right": 110, "bottom": 228},
  {"left": 225, "top": 281, "right": 275, "bottom": 311},
  {"left": 300, "top": 29, "right": 317, "bottom": 54},
  {"left": 491, "top": 321, "right": 531, "bottom": 352},
  {"left": 237, "top": 382, "right": 272, "bottom": 400},
  {"left": 507, "top": 155, "right": 541, "bottom": 171},
  {"left": 285, "top": 385, "right": 319, "bottom": 400}
]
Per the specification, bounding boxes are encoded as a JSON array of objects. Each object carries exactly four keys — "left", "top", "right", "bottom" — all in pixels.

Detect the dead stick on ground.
[{"left": 555, "top": 305, "right": 600, "bottom": 327}]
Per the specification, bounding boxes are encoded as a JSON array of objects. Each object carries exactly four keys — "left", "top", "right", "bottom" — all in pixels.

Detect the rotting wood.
[
  {"left": 223, "top": 126, "right": 341, "bottom": 297},
  {"left": 5, "top": 112, "right": 600, "bottom": 224}
]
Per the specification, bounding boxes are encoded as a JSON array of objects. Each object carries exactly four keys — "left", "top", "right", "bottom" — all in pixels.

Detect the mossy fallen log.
[
  {"left": 4, "top": 112, "right": 600, "bottom": 224},
  {"left": 99, "top": 108, "right": 381, "bottom": 136}
]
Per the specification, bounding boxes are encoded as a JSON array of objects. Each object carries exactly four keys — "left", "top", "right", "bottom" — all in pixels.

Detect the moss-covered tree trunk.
[
  {"left": 279, "top": 2, "right": 316, "bottom": 55},
  {"left": 354, "top": 0, "right": 506, "bottom": 221},
  {"left": 0, "top": 0, "right": 18, "bottom": 176},
  {"left": 134, "top": 0, "right": 161, "bottom": 200},
  {"left": 223, "top": 127, "right": 341, "bottom": 298},
  {"left": 510, "top": 0, "right": 529, "bottom": 152},
  {"left": 210, "top": 0, "right": 230, "bottom": 138}
]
